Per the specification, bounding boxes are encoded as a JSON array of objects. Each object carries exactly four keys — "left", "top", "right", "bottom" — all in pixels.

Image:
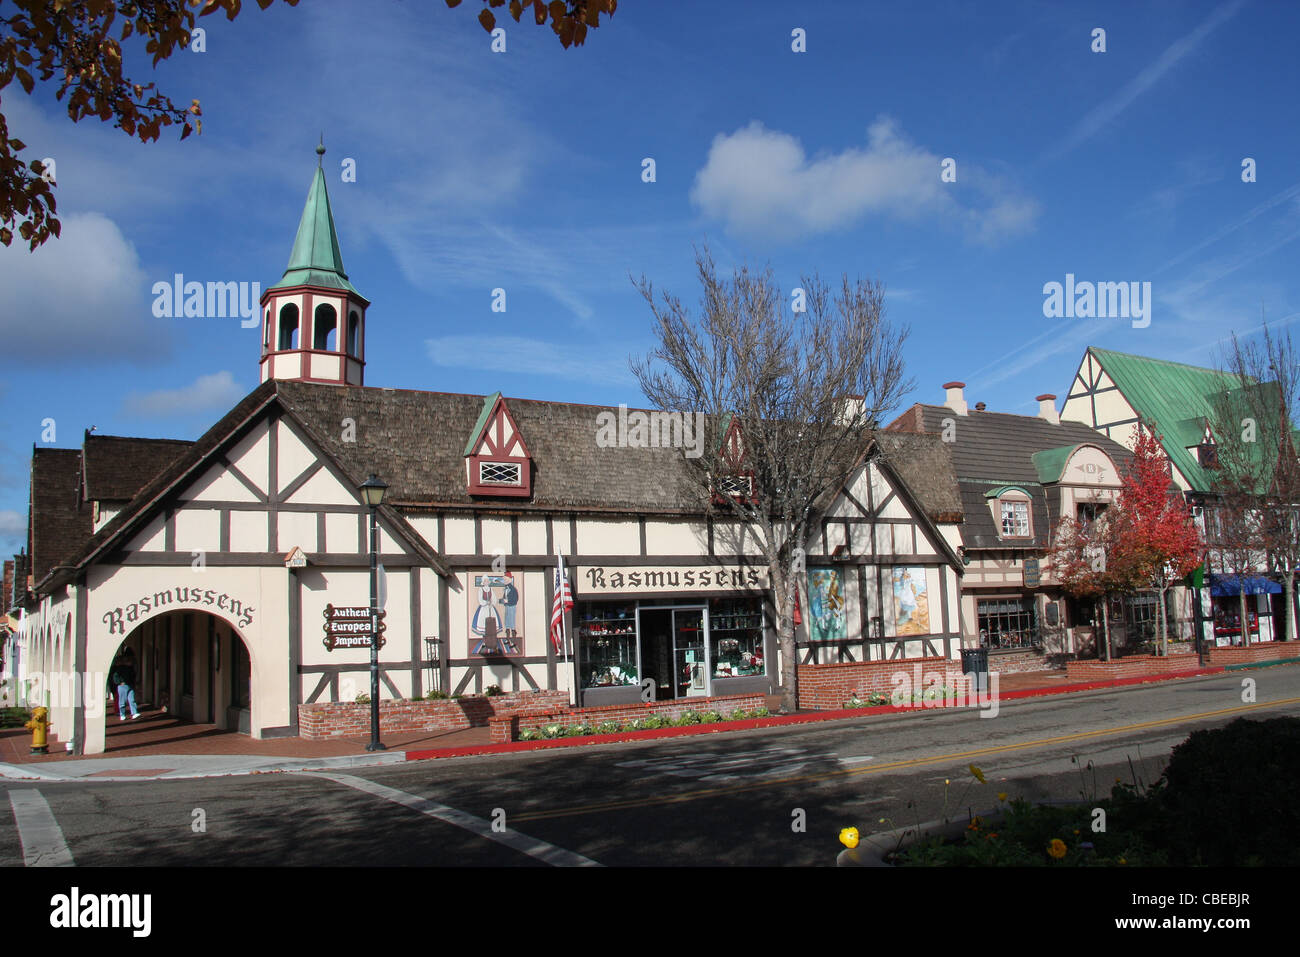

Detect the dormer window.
[
  {"left": 465, "top": 393, "right": 533, "bottom": 498},
  {"left": 710, "top": 414, "right": 757, "bottom": 505},
  {"left": 479, "top": 461, "right": 522, "bottom": 487},
  {"left": 1000, "top": 500, "right": 1029, "bottom": 537},
  {"left": 986, "top": 486, "right": 1033, "bottom": 539}
]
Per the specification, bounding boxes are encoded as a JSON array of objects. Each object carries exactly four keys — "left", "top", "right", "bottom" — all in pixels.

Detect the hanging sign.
[{"left": 323, "top": 605, "right": 386, "bottom": 651}]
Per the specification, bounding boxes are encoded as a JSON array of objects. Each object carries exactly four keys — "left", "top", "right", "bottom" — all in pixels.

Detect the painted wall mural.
[
  {"left": 892, "top": 567, "right": 930, "bottom": 636},
  {"left": 469, "top": 571, "right": 522, "bottom": 655},
  {"left": 806, "top": 567, "right": 846, "bottom": 642}
]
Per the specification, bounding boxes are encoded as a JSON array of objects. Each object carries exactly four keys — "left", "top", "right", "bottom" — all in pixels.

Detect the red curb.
[{"left": 401, "top": 664, "right": 1236, "bottom": 762}]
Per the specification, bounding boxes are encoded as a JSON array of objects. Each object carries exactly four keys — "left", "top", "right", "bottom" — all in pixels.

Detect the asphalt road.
[{"left": 3, "top": 665, "right": 1298, "bottom": 868}]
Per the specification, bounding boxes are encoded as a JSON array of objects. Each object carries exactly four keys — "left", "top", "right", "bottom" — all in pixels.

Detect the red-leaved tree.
[{"left": 1109, "top": 424, "right": 1204, "bottom": 655}]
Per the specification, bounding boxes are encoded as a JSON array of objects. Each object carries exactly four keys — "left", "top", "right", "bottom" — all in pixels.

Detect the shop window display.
[
  {"left": 710, "top": 597, "right": 766, "bottom": 678},
  {"left": 578, "top": 602, "right": 638, "bottom": 688}
]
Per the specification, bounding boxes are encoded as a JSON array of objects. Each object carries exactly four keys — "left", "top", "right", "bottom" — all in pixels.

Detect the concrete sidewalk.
[{"left": 1, "top": 663, "right": 1274, "bottom": 783}]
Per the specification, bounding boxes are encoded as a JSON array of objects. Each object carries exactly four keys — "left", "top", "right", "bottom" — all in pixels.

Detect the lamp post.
[{"left": 360, "top": 473, "right": 388, "bottom": 751}]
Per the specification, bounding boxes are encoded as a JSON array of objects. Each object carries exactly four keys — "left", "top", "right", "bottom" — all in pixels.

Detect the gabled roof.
[
  {"left": 872, "top": 430, "right": 963, "bottom": 524},
  {"left": 82, "top": 434, "right": 194, "bottom": 502},
  {"left": 887, "top": 403, "right": 1132, "bottom": 550},
  {"left": 29, "top": 448, "right": 91, "bottom": 583},
  {"left": 268, "top": 159, "right": 361, "bottom": 296},
  {"left": 1086, "top": 348, "right": 1260, "bottom": 493}
]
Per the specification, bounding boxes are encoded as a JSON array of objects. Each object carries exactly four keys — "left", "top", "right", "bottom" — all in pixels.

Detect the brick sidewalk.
[{"left": 0, "top": 709, "right": 491, "bottom": 764}]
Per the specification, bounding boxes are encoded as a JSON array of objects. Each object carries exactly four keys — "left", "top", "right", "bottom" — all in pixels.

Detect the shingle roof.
[
  {"left": 276, "top": 381, "right": 714, "bottom": 512},
  {"left": 29, "top": 449, "right": 91, "bottom": 583},
  {"left": 41, "top": 381, "right": 962, "bottom": 588},
  {"left": 873, "top": 430, "right": 963, "bottom": 523},
  {"left": 1087, "top": 348, "right": 1257, "bottom": 493},
  {"left": 82, "top": 434, "right": 194, "bottom": 501},
  {"left": 888, "top": 403, "right": 1133, "bottom": 549}
]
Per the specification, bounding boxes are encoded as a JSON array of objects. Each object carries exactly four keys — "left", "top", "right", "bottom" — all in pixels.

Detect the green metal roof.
[
  {"left": 1029, "top": 444, "right": 1086, "bottom": 484},
  {"left": 464, "top": 393, "right": 502, "bottom": 456},
  {"left": 983, "top": 484, "right": 1033, "bottom": 498},
  {"left": 1088, "top": 348, "right": 1261, "bottom": 493},
  {"left": 269, "top": 156, "right": 360, "bottom": 295}
]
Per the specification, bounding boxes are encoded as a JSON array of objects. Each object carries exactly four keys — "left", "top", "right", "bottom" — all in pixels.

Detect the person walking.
[{"left": 112, "top": 648, "right": 141, "bottom": 721}]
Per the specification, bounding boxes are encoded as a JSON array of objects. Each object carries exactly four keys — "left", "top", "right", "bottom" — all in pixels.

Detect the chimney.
[
  {"left": 942, "top": 381, "right": 968, "bottom": 416},
  {"left": 1037, "top": 393, "right": 1059, "bottom": 425}
]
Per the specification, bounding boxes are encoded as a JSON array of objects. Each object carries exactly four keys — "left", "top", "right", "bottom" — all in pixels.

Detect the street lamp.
[{"left": 360, "top": 473, "right": 388, "bottom": 751}]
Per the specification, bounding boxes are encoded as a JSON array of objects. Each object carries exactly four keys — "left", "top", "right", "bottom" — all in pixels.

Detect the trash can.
[{"left": 961, "top": 647, "right": 989, "bottom": 694}]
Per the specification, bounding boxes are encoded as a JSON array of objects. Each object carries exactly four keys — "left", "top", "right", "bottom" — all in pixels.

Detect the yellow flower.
[
  {"left": 997, "top": 792, "right": 1008, "bottom": 802},
  {"left": 839, "top": 827, "right": 860, "bottom": 849},
  {"left": 1118, "top": 856, "right": 1127, "bottom": 865},
  {"left": 969, "top": 764, "right": 986, "bottom": 784},
  {"left": 1047, "top": 838, "right": 1067, "bottom": 860}
]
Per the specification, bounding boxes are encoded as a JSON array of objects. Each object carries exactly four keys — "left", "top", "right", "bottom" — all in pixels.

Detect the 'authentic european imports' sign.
[
  {"left": 577, "top": 564, "right": 770, "bottom": 596},
  {"left": 1022, "top": 557, "right": 1041, "bottom": 588},
  {"left": 322, "top": 605, "right": 386, "bottom": 651}
]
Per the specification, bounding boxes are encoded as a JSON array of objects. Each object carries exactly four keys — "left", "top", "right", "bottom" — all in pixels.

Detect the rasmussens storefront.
[{"left": 572, "top": 563, "right": 772, "bottom": 705}]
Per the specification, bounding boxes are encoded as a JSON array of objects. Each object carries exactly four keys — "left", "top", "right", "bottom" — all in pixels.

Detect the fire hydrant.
[{"left": 24, "top": 706, "right": 50, "bottom": 755}]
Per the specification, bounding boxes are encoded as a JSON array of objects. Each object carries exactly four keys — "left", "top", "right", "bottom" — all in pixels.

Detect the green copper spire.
[{"left": 269, "top": 142, "right": 360, "bottom": 295}]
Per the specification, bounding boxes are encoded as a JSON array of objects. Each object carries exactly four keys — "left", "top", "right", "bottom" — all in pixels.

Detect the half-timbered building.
[{"left": 7, "top": 152, "right": 966, "bottom": 754}]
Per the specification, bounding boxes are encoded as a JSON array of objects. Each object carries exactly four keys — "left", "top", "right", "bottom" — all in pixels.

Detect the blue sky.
[{"left": 2, "top": 0, "right": 1298, "bottom": 557}]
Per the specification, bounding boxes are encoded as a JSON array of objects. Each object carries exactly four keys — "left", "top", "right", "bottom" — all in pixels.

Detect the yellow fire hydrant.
[{"left": 24, "top": 706, "right": 50, "bottom": 755}]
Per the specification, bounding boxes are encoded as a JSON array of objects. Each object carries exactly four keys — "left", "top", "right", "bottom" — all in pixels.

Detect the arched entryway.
[{"left": 107, "top": 609, "right": 253, "bottom": 735}]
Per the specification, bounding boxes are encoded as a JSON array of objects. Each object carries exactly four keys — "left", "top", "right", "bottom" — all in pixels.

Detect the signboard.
[
  {"left": 576, "top": 564, "right": 769, "bottom": 596},
  {"left": 322, "top": 605, "right": 386, "bottom": 651},
  {"left": 1023, "top": 557, "right": 1040, "bottom": 588}
]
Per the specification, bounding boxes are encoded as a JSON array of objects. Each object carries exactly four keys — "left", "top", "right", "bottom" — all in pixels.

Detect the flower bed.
[{"left": 505, "top": 692, "right": 768, "bottom": 742}]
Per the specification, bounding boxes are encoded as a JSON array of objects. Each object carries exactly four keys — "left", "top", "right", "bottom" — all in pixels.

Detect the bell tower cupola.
[{"left": 259, "top": 142, "right": 369, "bottom": 385}]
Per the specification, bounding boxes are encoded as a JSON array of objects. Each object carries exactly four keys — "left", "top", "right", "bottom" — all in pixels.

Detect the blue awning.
[{"left": 1208, "top": 574, "right": 1282, "bottom": 596}]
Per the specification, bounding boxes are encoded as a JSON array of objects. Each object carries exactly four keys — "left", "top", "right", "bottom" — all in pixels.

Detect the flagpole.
[{"left": 559, "top": 552, "right": 569, "bottom": 665}]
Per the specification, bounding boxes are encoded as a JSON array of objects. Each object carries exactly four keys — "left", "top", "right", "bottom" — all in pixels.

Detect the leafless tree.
[
  {"left": 631, "top": 247, "right": 913, "bottom": 711},
  {"left": 1210, "top": 324, "right": 1300, "bottom": 644}
]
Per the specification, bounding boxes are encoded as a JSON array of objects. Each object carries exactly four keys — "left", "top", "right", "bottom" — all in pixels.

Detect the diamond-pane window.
[
  {"left": 479, "top": 462, "right": 521, "bottom": 485},
  {"left": 717, "top": 475, "right": 753, "bottom": 498}
]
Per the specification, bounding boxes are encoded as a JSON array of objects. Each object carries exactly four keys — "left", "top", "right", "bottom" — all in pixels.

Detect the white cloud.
[
  {"left": 121, "top": 371, "right": 246, "bottom": 419},
  {"left": 426, "top": 336, "right": 632, "bottom": 386},
  {"left": 690, "top": 118, "right": 1037, "bottom": 244},
  {"left": 0, "top": 212, "right": 166, "bottom": 362}
]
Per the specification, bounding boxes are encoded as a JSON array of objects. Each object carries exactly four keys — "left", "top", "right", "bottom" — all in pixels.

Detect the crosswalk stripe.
[
  {"left": 302, "top": 771, "right": 601, "bottom": 867},
  {"left": 8, "top": 790, "right": 75, "bottom": 867}
]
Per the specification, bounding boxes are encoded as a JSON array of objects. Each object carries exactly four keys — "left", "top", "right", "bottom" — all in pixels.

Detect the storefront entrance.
[{"left": 638, "top": 607, "right": 708, "bottom": 701}]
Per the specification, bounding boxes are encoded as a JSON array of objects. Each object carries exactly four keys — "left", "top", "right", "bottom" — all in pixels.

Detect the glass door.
[{"left": 672, "top": 607, "right": 709, "bottom": 698}]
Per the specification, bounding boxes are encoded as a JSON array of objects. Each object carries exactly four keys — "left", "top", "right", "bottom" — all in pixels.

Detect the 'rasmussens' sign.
[
  {"left": 103, "top": 587, "right": 255, "bottom": 634},
  {"left": 578, "top": 565, "right": 769, "bottom": 595}
]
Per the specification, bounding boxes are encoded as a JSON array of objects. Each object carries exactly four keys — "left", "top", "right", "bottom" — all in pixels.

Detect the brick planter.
[
  {"left": 797, "top": 658, "right": 967, "bottom": 711},
  {"left": 1064, "top": 653, "right": 1202, "bottom": 681},
  {"left": 1204, "top": 640, "right": 1300, "bottom": 666},
  {"left": 298, "top": 689, "right": 569, "bottom": 739}
]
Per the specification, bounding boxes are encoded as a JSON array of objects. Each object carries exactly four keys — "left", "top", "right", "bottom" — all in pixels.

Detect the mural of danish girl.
[{"left": 469, "top": 571, "right": 522, "bottom": 654}]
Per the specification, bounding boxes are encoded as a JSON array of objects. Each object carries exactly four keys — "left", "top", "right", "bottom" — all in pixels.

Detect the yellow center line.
[{"left": 508, "top": 696, "right": 1300, "bottom": 823}]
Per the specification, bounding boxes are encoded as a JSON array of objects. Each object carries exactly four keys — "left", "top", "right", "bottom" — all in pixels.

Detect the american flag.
[{"left": 550, "top": 554, "right": 574, "bottom": 654}]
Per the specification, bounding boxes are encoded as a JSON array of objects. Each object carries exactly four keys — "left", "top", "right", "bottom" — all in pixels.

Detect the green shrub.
[
  {"left": 518, "top": 727, "right": 543, "bottom": 741},
  {"left": 484, "top": 684, "right": 502, "bottom": 696},
  {"left": 595, "top": 720, "right": 621, "bottom": 734},
  {"left": 424, "top": 690, "right": 450, "bottom": 700},
  {"left": 0, "top": 707, "right": 31, "bottom": 729},
  {"left": 1158, "top": 716, "right": 1300, "bottom": 866},
  {"left": 699, "top": 710, "right": 722, "bottom": 723},
  {"left": 752, "top": 706, "right": 770, "bottom": 717},
  {"left": 675, "top": 710, "right": 702, "bottom": 726}
]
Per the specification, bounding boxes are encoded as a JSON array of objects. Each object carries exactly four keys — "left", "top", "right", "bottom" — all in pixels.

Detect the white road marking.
[
  {"left": 8, "top": 790, "right": 75, "bottom": 867},
  {"left": 616, "top": 746, "right": 839, "bottom": 782},
  {"left": 837, "top": 755, "right": 876, "bottom": 765},
  {"left": 302, "top": 771, "right": 601, "bottom": 867}
]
